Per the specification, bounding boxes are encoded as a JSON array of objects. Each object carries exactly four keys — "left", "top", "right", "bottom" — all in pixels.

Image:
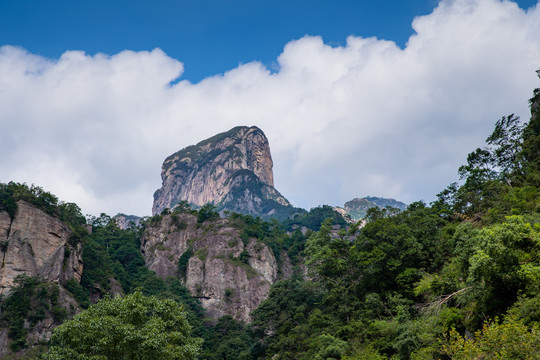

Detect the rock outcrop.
[
  {"left": 141, "top": 212, "right": 290, "bottom": 322},
  {"left": 152, "top": 126, "right": 295, "bottom": 220},
  {"left": 343, "top": 196, "right": 408, "bottom": 220},
  {"left": 0, "top": 200, "right": 84, "bottom": 294}
]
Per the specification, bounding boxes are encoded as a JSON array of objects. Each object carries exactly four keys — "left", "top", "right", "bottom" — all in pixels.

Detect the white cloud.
[{"left": 1, "top": 0, "right": 539, "bottom": 216}]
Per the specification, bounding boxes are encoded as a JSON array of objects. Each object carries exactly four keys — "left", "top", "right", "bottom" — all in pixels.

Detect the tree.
[
  {"left": 464, "top": 216, "right": 540, "bottom": 322},
  {"left": 486, "top": 114, "right": 524, "bottom": 182},
  {"left": 521, "top": 71, "right": 540, "bottom": 185},
  {"left": 43, "top": 290, "right": 202, "bottom": 360},
  {"left": 197, "top": 203, "right": 219, "bottom": 223},
  {"left": 443, "top": 317, "right": 540, "bottom": 360},
  {"left": 458, "top": 114, "right": 524, "bottom": 186}
]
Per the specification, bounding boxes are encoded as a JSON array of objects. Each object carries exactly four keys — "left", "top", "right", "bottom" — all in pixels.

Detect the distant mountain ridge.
[
  {"left": 114, "top": 213, "right": 141, "bottom": 229},
  {"left": 343, "top": 196, "right": 407, "bottom": 220},
  {"left": 152, "top": 126, "right": 296, "bottom": 220}
]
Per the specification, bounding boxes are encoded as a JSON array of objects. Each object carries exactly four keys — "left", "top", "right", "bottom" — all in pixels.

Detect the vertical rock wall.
[{"left": 0, "top": 201, "right": 83, "bottom": 295}]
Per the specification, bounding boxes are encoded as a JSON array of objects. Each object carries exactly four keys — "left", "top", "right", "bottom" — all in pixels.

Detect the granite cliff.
[
  {"left": 0, "top": 200, "right": 83, "bottom": 356},
  {"left": 141, "top": 211, "right": 292, "bottom": 322},
  {"left": 152, "top": 126, "right": 295, "bottom": 220},
  {"left": 0, "top": 200, "right": 83, "bottom": 294}
]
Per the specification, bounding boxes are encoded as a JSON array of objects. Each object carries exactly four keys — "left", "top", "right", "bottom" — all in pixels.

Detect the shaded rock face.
[
  {"left": 141, "top": 212, "right": 289, "bottom": 322},
  {"left": 0, "top": 201, "right": 83, "bottom": 295},
  {"left": 152, "top": 126, "right": 293, "bottom": 219}
]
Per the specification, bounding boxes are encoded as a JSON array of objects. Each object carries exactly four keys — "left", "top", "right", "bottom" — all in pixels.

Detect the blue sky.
[
  {"left": 1, "top": 0, "right": 535, "bottom": 82},
  {"left": 1, "top": 0, "right": 539, "bottom": 216}
]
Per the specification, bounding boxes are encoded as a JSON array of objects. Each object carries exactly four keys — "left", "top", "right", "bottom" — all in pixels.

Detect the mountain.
[
  {"left": 152, "top": 126, "right": 296, "bottom": 220},
  {"left": 343, "top": 196, "right": 407, "bottom": 220}
]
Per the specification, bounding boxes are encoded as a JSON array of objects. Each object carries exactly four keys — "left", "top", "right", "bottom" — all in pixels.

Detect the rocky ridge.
[{"left": 152, "top": 126, "right": 294, "bottom": 220}]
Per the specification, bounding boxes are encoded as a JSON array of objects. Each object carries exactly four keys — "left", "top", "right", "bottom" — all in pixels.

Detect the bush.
[{"left": 197, "top": 203, "right": 219, "bottom": 223}]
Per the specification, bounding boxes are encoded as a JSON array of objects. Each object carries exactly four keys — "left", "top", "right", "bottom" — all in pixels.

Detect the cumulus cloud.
[{"left": 1, "top": 0, "right": 539, "bottom": 216}]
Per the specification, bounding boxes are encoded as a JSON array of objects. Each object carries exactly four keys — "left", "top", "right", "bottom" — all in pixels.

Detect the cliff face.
[
  {"left": 152, "top": 126, "right": 293, "bottom": 219},
  {"left": 0, "top": 200, "right": 83, "bottom": 356},
  {"left": 0, "top": 200, "right": 83, "bottom": 294},
  {"left": 141, "top": 212, "right": 291, "bottom": 322}
]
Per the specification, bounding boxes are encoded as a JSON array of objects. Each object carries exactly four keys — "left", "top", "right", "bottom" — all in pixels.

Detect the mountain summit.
[{"left": 152, "top": 126, "right": 294, "bottom": 219}]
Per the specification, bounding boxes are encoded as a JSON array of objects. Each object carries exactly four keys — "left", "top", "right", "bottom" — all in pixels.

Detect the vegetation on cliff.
[
  {"left": 0, "top": 276, "right": 70, "bottom": 352},
  {"left": 0, "top": 182, "right": 88, "bottom": 243}
]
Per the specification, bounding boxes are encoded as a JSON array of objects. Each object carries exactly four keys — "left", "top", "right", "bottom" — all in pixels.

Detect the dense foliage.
[
  {"left": 43, "top": 290, "right": 202, "bottom": 360},
  {"left": 282, "top": 205, "right": 349, "bottom": 231},
  {"left": 0, "top": 276, "right": 70, "bottom": 352}
]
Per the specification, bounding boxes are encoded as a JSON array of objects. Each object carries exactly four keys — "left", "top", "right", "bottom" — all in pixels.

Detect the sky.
[{"left": 1, "top": 0, "right": 539, "bottom": 217}]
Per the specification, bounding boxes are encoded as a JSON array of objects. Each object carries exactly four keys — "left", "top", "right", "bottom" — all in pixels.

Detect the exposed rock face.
[
  {"left": 343, "top": 196, "right": 407, "bottom": 220},
  {"left": 0, "top": 200, "right": 84, "bottom": 294},
  {"left": 153, "top": 126, "right": 294, "bottom": 220},
  {"left": 141, "top": 212, "right": 289, "bottom": 322}
]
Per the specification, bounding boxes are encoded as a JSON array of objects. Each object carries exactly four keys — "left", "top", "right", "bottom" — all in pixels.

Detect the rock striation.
[
  {"left": 152, "top": 126, "right": 294, "bottom": 220},
  {"left": 141, "top": 212, "right": 291, "bottom": 322},
  {"left": 0, "top": 200, "right": 83, "bottom": 295}
]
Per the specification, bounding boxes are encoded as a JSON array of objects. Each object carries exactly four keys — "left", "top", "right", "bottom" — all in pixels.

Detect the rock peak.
[{"left": 153, "top": 126, "right": 293, "bottom": 218}]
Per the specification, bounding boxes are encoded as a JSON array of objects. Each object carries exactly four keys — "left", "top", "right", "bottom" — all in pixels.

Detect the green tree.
[
  {"left": 197, "top": 203, "right": 219, "bottom": 223},
  {"left": 464, "top": 216, "right": 540, "bottom": 322},
  {"left": 486, "top": 114, "right": 524, "bottom": 182},
  {"left": 443, "top": 317, "right": 540, "bottom": 360},
  {"left": 43, "top": 290, "right": 202, "bottom": 360},
  {"left": 521, "top": 70, "right": 540, "bottom": 185}
]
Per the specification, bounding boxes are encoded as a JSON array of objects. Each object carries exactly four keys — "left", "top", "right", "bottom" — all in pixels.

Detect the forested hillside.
[{"left": 0, "top": 72, "right": 539, "bottom": 359}]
